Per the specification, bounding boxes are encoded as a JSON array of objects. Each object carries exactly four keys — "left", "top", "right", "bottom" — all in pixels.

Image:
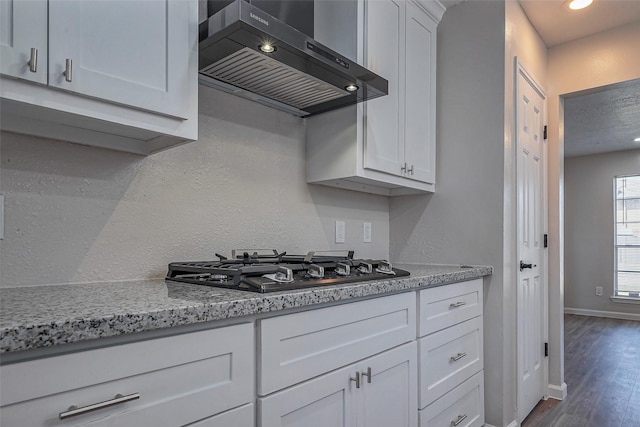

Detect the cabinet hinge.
[
  {"left": 543, "top": 125, "right": 548, "bottom": 140},
  {"left": 544, "top": 234, "right": 548, "bottom": 248},
  {"left": 545, "top": 342, "right": 549, "bottom": 357}
]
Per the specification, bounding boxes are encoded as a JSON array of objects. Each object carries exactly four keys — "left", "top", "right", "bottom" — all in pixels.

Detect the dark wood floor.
[{"left": 521, "top": 314, "right": 640, "bottom": 427}]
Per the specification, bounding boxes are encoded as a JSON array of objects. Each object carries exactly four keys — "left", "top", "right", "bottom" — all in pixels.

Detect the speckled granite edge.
[{"left": 0, "top": 265, "right": 492, "bottom": 354}]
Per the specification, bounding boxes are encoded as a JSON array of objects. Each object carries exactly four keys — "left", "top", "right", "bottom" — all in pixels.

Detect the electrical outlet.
[
  {"left": 335, "top": 220, "right": 346, "bottom": 244},
  {"left": 595, "top": 286, "right": 603, "bottom": 296},
  {"left": 363, "top": 222, "right": 372, "bottom": 243}
]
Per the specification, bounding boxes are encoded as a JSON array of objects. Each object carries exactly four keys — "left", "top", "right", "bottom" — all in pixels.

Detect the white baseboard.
[
  {"left": 547, "top": 382, "right": 567, "bottom": 400},
  {"left": 564, "top": 307, "right": 640, "bottom": 321}
]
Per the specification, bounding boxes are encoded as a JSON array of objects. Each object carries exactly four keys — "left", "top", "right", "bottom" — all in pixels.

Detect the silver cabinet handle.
[
  {"left": 63, "top": 58, "right": 73, "bottom": 82},
  {"left": 401, "top": 162, "right": 407, "bottom": 173},
  {"left": 350, "top": 371, "right": 361, "bottom": 389},
  {"left": 450, "top": 352, "right": 467, "bottom": 362},
  {"left": 451, "top": 414, "right": 468, "bottom": 426},
  {"left": 361, "top": 367, "right": 372, "bottom": 384},
  {"left": 59, "top": 393, "right": 140, "bottom": 420},
  {"left": 28, "top": 48, "right": 38, "bottom": 73},
  {"left": 407, "top": 165, "right": 414, "bottom": 175},
  {"left": 449, "top": 301, "right": 466, "bottom": 308}
]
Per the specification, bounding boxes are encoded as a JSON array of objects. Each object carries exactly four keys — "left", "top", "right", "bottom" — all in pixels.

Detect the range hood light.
[
  {"left": 259, "top": 43, "right": 276, "bottom": 53},
  {"left": 345, "top": 84, "right": 359, "bottom": 92}
]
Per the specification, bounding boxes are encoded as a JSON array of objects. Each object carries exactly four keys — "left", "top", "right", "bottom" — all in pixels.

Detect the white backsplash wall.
[{"left": 0, "top": 86, "right": 390, "bottom": 287}]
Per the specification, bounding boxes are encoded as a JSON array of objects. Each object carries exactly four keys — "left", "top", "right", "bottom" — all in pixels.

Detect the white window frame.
[{"left": 613, "top": 174, "right": 640, "bottom": 304}]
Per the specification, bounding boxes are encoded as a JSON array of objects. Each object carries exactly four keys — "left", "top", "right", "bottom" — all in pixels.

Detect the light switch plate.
[
  {"left": 335, "top": 220, "right": 345, "bottom": 244},
  {"left": 0, "top": 194, "right": 4, "bottom": 240}
]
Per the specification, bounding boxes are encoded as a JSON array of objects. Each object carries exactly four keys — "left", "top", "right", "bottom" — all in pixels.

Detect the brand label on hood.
[{"left": 250, "top": 13, "right": 269, "bottom": 26}]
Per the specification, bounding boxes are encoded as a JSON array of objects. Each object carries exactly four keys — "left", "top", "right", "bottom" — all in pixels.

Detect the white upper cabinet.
[
  {"left": 0, "top": 0, "right": 198, "bottom": 155},
  {"left": 307, "top": 0, "right": 443, "bottom": 196},
  {"left": 0, "top": 0, "right": 48, "bottom": 84},
  {"left": 47, "top": 0, "right": 190, "bottom": 119}
]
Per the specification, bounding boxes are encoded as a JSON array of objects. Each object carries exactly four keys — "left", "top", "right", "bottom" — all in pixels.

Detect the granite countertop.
[{"left": 0, "top": 264, "right": 492, "bottom": 354}]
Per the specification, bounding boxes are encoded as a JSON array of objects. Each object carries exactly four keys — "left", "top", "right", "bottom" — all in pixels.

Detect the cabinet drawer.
[
  {"left": 419, "top": 371, "right": 484, "bottom": 427},
  {"left": 258, "top": 292, "right": 416, "bottom": 395},
  {"left": 418, "top": 279, "right": 482, "bottom": 336},
  {"left": 419, "top": 317, "right": 483, "bottom": 408},
  {"left": 0, "top": 323, "right": 254, "bottom": 426}
]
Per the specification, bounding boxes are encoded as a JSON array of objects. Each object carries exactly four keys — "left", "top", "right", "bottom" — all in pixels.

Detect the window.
[{"left": 615, "top": 175, "right": 640, "bottom": 299}]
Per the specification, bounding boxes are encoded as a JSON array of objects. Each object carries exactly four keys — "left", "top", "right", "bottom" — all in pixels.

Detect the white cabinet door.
[
  {"left": 358, "top": 342, "right": 418, "bottom": 427},
  {"left": 48, "top": 0, "right": 191, "bottom": 119},
  {"left": 404, "top": 1, "right": 436, "bottom": 184},
  {"left": 259, "top": 343, "right": 418, "bottom": 427},
  {"left": 363, "top": 0, "right": 403, "bottom": 177},
  {"left": 190, "top": 404, "right": 255, "bottom": 427},
  {"left": 258, "top": 364, "right": 355, "bottom": 427},
  {"left": 0, "top": 0, "right": 47, "bottom": 84}
]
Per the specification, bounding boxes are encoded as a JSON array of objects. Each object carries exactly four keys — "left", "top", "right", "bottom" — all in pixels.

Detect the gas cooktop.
[{"left": 166, "top": 249, "right": 409, "bottom": 293}]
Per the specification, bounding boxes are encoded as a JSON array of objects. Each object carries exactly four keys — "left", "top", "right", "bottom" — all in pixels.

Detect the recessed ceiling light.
[
  {"left": 634, "top": 137, "right": 640, "bottom": 142},
  {"left": 567, "top": 0, "right": 593, "bottom": 10},
  {"left": 345, "top": 84, "right": 359, "bottom": 92}
]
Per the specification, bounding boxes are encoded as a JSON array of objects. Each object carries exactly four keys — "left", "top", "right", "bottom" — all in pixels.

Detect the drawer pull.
[
  {"left": 350, "top": 371, "right": 361, "bottom": 389},
  {"left": 449, "top": 301, "right": 466, "bottom": 308},
  {"left": 59, "top": 393, "right": 140, "bottom": 420},
  {"left": 450, "top": 352, "right": 467, "bottom": 362},
  {"left": 451, "top": 414, "right": 468, "bottom": 426},
  {"left": 362, "top": 367, "right": 372, "bottom": 384}
]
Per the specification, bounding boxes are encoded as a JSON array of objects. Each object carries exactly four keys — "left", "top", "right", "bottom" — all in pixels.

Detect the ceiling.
[
  {"left": 564, "top": 79, "right": 640, "bottom": 157},
  {"left": 443, "top": 0, "right": 640, "bottom": 158},
  {"left": 516, "top": 0, "right": 640, "bottom": 158},
  {"left": 519, "top": 0, "right": 640, "bottom": 47}
]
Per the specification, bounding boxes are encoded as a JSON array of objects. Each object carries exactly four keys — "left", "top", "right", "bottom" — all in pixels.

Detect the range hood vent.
[{"left": 199, "top": 0, "right": 388, "bottom": 117}]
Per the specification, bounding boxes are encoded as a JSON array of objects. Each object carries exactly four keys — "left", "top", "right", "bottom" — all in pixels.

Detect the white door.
[
  {"left": 515, "top": 61, "right": 547, "bottom": 422},
  {"left": 0, "top": 0, "right": 47, "bottom": 83},
  {"left": 48, "top": 0, "right": 192, "bottom": 119},
  {"left": 358, "top": 342, "right": 417, "bottom": 427}
]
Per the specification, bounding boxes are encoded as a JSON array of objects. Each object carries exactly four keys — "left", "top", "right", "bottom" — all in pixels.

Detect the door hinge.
[
  {"left": 544, "top": 234, "right": 548, "bottom": 248},
  {"left": 545, "top": 342, "right": 549, "bottom": 357},
  {"left": 543, "top": 125, "right": 548, "bottom": 140}
]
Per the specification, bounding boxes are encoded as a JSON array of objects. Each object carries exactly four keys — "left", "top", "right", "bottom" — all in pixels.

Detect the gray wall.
[
  {"left": 565, "top": 149, "right": 640, "bottom": 316},
  {"left": 0, "top": 86, "right": 390, "bottom": 287}
]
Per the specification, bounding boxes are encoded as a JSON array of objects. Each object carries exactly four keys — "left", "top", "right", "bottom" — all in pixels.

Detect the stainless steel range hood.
[{"left": 199, "top": 0, "right": 388, "bottom": 117}]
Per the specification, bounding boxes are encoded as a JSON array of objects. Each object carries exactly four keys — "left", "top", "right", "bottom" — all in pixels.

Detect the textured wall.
[
  {"left": 565, "top": 149, "right": 640, "bottom": 315},
  {"left": 0, "top": 86, "right": 390, "bottom": 287}
]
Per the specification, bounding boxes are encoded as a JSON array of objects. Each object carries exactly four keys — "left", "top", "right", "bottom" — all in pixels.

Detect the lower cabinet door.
[
  {"left": 358, "top": 342, "right": 418, "bottom": 427},
  {"left": 258, "top": 364, "right": 355, "bottom": 427},
  {"left": 419, "top": 371, "right": 484, "bottom": 427},
  {"left": 190, "top": 404, "right": 254, "bottom": 427},
  {"left": 258, "top": 342, "right": 418, "bottom": 427}
]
